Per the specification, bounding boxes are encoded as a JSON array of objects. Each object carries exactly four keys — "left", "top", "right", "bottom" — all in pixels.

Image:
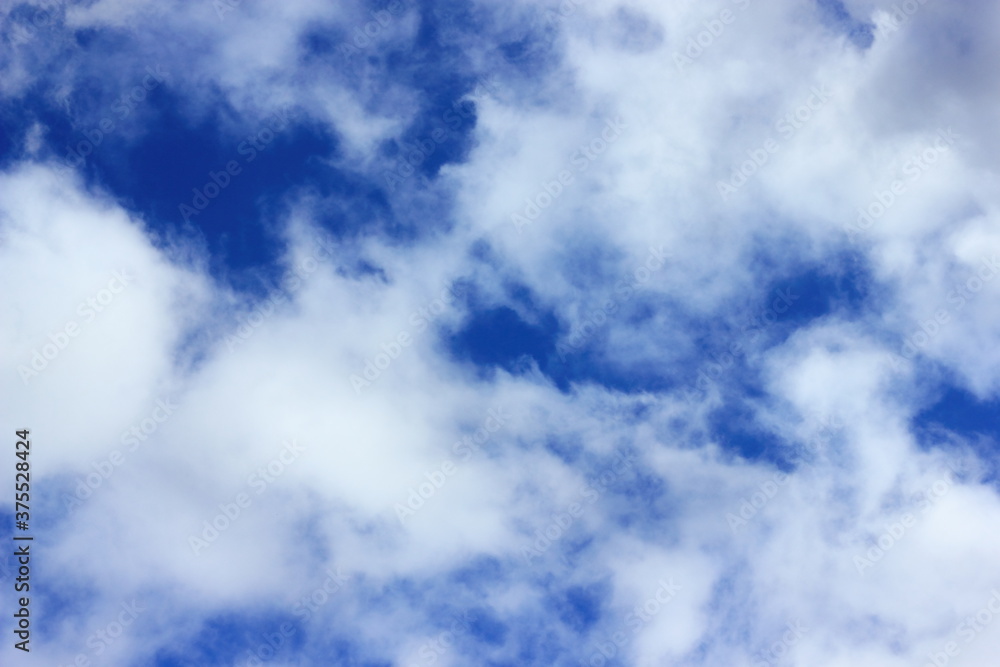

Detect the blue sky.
[{"left": 2, "top": 0, "right": 1000, "bottom": 665}]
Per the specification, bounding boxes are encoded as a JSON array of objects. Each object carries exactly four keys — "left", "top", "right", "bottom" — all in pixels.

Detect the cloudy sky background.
[{"left": 2, "top": 0, "right": 1000, "bottom": 665}]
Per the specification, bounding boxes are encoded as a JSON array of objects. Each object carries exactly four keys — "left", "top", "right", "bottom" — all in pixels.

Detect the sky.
[{"left": 1, "top": 0, "right": 999, "bottom": 665}]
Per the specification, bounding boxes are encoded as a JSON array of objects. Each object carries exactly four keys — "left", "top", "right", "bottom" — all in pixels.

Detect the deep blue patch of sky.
[
  {"left": 151, "top": 611, "right": 303, "bottom": 666},
  {"left": 446, "top": 305, "right": 560, "bottom": 378},
  {"left": 913, "top": 382, "right": 1000, "bottom": 482},
  {"left": 554, "top": 582, "right": 606, "bottom": 634},
  {"left": 707, "top": 398, "right": 795, "bottom": 470},
  {"left": 815, "top": 0, "right": 875, "bottom": 49}
]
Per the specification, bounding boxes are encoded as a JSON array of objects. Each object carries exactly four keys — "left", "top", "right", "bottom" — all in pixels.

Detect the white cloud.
[{"left": 2, "top": 0, "right": 1000, "bottom": 664}]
